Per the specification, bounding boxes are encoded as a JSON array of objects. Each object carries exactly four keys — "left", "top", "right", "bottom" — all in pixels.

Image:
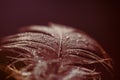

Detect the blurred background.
[{"left": 0, "top": 0, "right": 119, "bottom": 80}]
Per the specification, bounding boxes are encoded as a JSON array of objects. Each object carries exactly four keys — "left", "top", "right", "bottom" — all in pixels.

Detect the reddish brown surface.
[{"left": 0, "top": 1, "right": 119, "bottom": 80}]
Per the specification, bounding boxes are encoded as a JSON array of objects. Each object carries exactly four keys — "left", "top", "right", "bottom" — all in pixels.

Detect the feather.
[{"left": 0, "top": 23, "right": 113, "bottom": 80}]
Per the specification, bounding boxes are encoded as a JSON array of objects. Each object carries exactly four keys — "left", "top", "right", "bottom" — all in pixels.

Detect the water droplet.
[
  {"left": 76, "top": 39, "right": 79, "bottom": 42},
  {"left": 66, "top": 36, "right": 70, "bottom": 39}
]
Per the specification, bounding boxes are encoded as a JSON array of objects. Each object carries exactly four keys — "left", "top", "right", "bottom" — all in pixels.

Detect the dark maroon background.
[{"left": 0, "top": 0, "right": 119, "bottom": 80}]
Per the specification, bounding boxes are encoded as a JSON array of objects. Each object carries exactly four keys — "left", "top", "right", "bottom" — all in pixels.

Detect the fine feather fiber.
[{"left": 0, "top": 24, "right": 113, "bottom": 80}]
